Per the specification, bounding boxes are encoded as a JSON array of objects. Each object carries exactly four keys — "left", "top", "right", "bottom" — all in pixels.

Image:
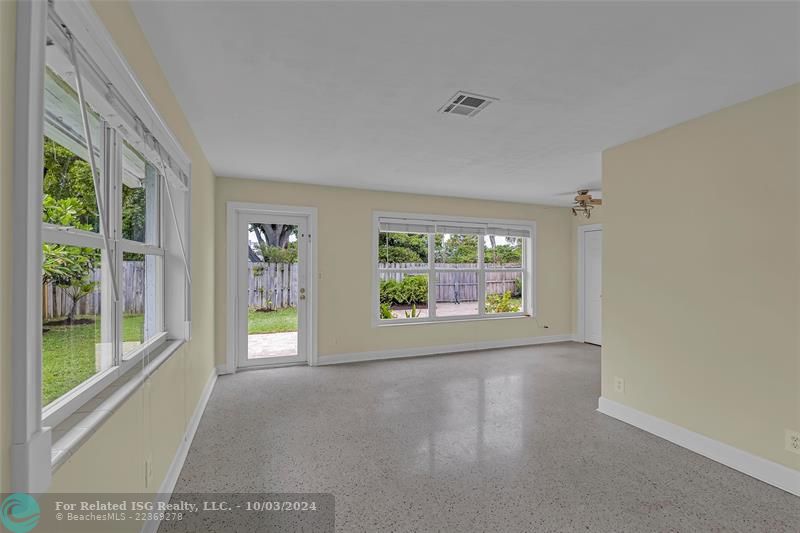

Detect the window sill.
[
  {"left": 374, "top": 313, "right": 531, "bottom": 327},
  {"left": 49, "top": 338, "right": 185, "bottom": 471}
]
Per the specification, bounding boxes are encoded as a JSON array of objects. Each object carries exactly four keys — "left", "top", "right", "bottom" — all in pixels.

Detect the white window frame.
[
  {"left": 372, "top": 211, "right": 536, "bottom": 327},
  {"left": 40, "top": 125, "right": 168, "bottom": 430},
  {"left": 11, "top": 1, "right": 190, "bottom": 492}
]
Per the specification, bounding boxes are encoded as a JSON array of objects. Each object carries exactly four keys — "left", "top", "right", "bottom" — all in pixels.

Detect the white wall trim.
[
  {"left": 142, "top": 369, "right": 218, "bottom": 533},
  {"left": 317, "top": 335, "right": 573, "bottom": 366},
  {"left": 575, "top": 223, "right": 602, "bottom": 344},
  {"left": 11, "top": 0, "right": 50, "bottom": 493},
  {"left": 597, "top": 397, "right": 800, "bottom": 497}
]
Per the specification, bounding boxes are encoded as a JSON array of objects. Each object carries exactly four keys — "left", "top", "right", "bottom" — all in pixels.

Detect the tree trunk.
[
  {"left": 66, "top": 297, "right": 79, "bottom": 323},
  {"left": 489, "top": 235, "right": 497, "bottom": 264}
]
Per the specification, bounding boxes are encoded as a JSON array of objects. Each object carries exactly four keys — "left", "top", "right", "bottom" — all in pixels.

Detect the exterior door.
[
  {"left": 583, "top": 229, "right": 602, "bottom": 345},
  {"left": 237, "top": 214, "right": 309, "bottom": 367}
]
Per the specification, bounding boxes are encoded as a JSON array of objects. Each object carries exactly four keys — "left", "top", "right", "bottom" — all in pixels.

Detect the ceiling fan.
[{"left": 571, "top": 189, "right": 602, "bottom": 218}]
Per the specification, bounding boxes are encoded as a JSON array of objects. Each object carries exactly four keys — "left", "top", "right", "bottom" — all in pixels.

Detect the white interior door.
[
  {"left": 583, "top": 229, "right": 602, "bottom": 345},
  {"left": 237, "top": 213, "right": 309, "bottom": 367}
]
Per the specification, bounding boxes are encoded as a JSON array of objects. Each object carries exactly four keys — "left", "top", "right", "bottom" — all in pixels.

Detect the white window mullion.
[
  {"left": 106, "top": 124, "right": 122, "bottom": 368},
  {"left": 69, "top": 34, "right": 119, "bottom": 304},
  {"left": 118, "top": 240, "right": 165, "bottom": 257},
  {"left": 478, "top": 234, "right": 486, "bottom": 316},
  {"left": 428, "top": 233, "right": 436, "bottom": 318},
  {"left": 524, "top": 238, "right": 532, "bottom": 315},
  {"left": 41, "top": 224, "right": 105, "bottom": 249}
]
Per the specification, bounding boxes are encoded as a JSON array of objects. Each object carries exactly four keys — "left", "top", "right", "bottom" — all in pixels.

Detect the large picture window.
[
  {"left": 37, "top": 10, "right": 186, "bottom": 428},
  {"left": 11, "top": 1, "right": 193, "bottom": 491},
  {"left": 375, "top": 213, "right": 534, "bottom": 324},
  {"left": 40, "top": 64, "right": 167, "bottom": 421}
]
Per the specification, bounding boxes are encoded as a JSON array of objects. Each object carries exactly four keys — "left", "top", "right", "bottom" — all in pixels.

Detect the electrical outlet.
[
  {"left": 613, "top": 376, "right": 625, "bottom": 394},
  {"left": 785, "top": 430, "right": 800, "bottom": 455}
]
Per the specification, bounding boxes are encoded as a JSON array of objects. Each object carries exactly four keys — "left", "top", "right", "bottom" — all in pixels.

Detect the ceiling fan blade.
[
  {"left": 555, "top": 188, "right": 602, "bottom": 196},
  {"left": 590, "top": 199, "right": 603, "bottom": 205}
]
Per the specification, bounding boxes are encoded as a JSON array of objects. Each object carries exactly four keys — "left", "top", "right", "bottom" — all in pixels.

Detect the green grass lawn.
[
  {"left": 42, "top": 314, "right": 143, "bottom": 406},
  {"left": 248, "top": 307, "right": 297, "bottom": 334}
]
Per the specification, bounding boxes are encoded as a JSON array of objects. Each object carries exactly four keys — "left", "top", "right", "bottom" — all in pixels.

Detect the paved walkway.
[{"left": 248, "top": 332, "right": 298, "bottom": 358}]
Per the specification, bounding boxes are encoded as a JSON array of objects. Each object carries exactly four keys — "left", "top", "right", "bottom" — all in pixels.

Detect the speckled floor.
[{"left": 167, "top": 342, "right": 799, "bottom": 532}]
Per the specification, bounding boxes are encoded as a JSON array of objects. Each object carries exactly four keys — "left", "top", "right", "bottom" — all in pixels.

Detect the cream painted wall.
[
  {"left": 215, "top": 179, "right": 574, "bottom": 364},
  {"left": 0, "top": 1, "right": 216, "bottom": 492},
  {"left": 602, "top": 84, "right": 800, "bottom": 470},
  {"left": 0, "top": 0, "right": 17, "bottom": 493}
]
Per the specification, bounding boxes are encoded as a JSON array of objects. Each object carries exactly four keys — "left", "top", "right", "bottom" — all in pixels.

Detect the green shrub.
[
  {"left": 379, "top": 279, "right": 401, "bottom": 304},
  {"left": 485, "top": 291, "right": 520, "bottom": 313},
  {"left": 513, "top": 277, "right": 522, "bottom": 298},
  {"left": 401, "top": 275, "right": 428, "bottom": 304},
  {"left": 379, "top": 275, "right": 428, "bottom": 305},
  {"left": 259, "top": 244, "right": 298, "bottom": 263},
  {"left": 379, "top": 303, "right": 394, "bottom": 320}
]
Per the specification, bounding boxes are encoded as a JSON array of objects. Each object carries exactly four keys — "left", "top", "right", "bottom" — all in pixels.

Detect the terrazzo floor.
[{"left": 164, "top": 342, "right": 799, "bottom": 532}]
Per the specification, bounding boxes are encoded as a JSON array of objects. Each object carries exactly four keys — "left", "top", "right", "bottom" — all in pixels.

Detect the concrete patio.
[{"left": 248, "top": 331, "right": 298, "bottom": 358}]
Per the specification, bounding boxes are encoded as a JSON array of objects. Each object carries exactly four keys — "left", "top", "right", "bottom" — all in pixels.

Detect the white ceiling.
[{"left": 132, "top": 1, "right": 799, "bottom": 206}]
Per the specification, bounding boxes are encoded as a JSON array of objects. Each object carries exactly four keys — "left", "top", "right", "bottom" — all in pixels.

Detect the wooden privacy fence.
[
  {"left": 42, "top": 261, "right": 145, "bottom": 319},
  {"left": 248, "top": 262, "right": 299, "bottom": 309},
  {"left": 379, "top": 263, "right": 521, "bottom": 302}
]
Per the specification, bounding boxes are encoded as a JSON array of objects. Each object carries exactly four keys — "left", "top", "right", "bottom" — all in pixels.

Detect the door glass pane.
[
  {"left": 378, "top": 272, "right": 429, "bottom": 320},
  {"left": 247, "top": 223, "right": 299, "bottom": 358},
  {"left": 42, "top": 244, "right": 111, "bottom": 406},
  {"left": 485, "top": 271, "right": 523, "bottom": 314},
  {"left": 435, "top": 271, "right": 478, "bottom": 317}
]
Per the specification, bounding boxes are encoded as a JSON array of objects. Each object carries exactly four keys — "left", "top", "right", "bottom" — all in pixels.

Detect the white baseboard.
[
  {"left": 317, "top": 334, "right": 574, "bottom": 366},
  {"left": 142, "top": 369, "right": 218, "bottom": 533},
  {"left": 597, "top": 397, "right": 800, "bottom": 497}
]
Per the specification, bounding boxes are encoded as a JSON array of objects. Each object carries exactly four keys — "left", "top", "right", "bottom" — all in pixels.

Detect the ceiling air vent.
[{"left": 438, "top": 91, "right": 497, "bottom": 117}]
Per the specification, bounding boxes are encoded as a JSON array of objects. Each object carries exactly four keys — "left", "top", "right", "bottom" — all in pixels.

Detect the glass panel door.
[{"left": 238, "top": 214, "right": 308, "bottom": 367}]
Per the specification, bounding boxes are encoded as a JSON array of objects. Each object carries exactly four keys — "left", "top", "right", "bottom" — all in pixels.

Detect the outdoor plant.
[
  {"left": 379, "top": 279, "right": 401, "bottom": 304},
  {"left": 513, "top": 277, "right": 522, "bottom": 298},
  {"left": 42, "top": 195, "right": 100, "bottom": 323},
  {"left": 63, "top": 277, "right": 98, "bottom": 323},
  {"left": 259, "top": 243, "right": 298, "bottom": 263},
  {"left": 401, "top": 275, "right": 428, "bottom": 304},
  {"left": 379, "top": 303, "right": 394, "bottom": 320},
  {"left": 485, "top": 291, "right": 520, "bottom": 314},
  {"left": 404, "top": 303, "right": 422, "bottom": 318},
  {"left": 379, "top": 276, "right": 428, "bottom": 306}
]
